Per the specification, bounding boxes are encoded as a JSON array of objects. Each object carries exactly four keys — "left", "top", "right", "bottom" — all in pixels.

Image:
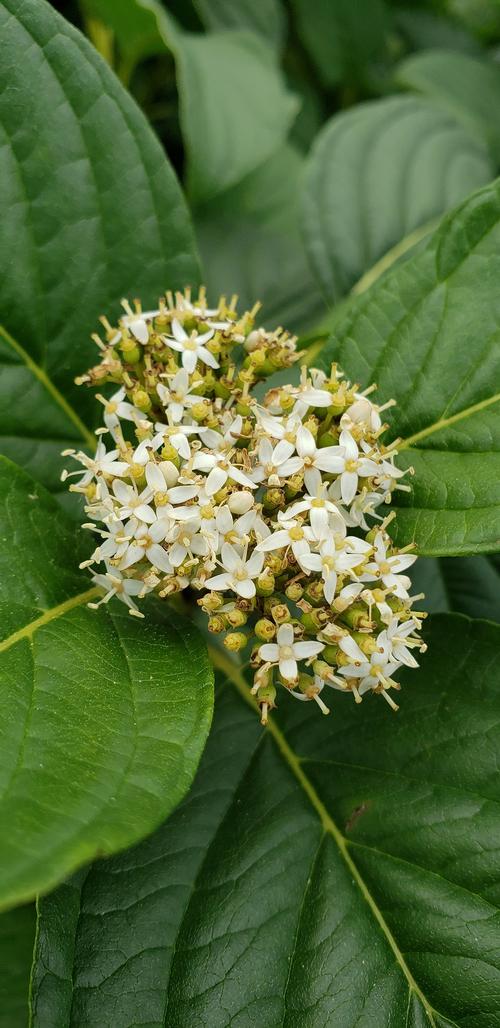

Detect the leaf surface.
[
  {"left": 302, "top": 95, "right": 493, "bottom": 301},
  {"left": 0, "top": 0, "right": 199, "bottom": 497},
  {"left": 31, "top": 615, "right": 500, "bottom": 1027},
  {"left": 0, "top": 904, "right": 35, "bottom": 1027},
  {"left": 317, "top": 179, "right": 500, "bottom": 555},
  {"left": 0, "top": 457, "right": 213, "bottom": 909}
]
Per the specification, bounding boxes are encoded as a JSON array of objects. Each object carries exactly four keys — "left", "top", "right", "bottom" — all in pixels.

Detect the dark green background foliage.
[{"left": 1, "top": 0, "right": 500, "bottom": 1024}]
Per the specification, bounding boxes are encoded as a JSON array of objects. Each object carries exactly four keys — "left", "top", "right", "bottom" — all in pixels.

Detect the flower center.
[
  {"left": 280, "top": 645, "right": 294, "bottom": 659},
  {"left": 234, "top": 567, "right": 248, "bottom": 581},
  {"left": 288, "top": 526, "right": 304, "bottom": 541},
  {"left": 345, "top": 459, "right": 358, "bottom": 472}
]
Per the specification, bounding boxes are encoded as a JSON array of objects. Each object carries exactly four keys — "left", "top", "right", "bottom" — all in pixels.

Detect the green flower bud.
[
  {"left": 303, "top": 580, "right": 325, "bottom": 607},
  {"left": 208, "top": 615, "right": 226, "bottom": 634},
  {"left": 258, "top": 682, "right": 277, "bottom": 725},
  {"left": 198, "top": 591, "right": 224, "bottom": 612},
  {"left": 256, "top": 570, "right": 275, "bottom": 597},
  {"left": 255, "top": 618, "right": 276, "bottom": 641},
  {"left": 340, "top": 603, "right": 374, "bottom": 632},
  {"left": 301, "top": 610, "right": 325, "bottom": 633},
  {"left": 224, "top": 632, "right": 248, "bottom": 652},
  {"left": 263, "top": 487, "right": 284, "bottom": 511},
  {"left": 271, "top": 603, "right": 291, "bottom": 625},
  {"left": 132, "top": 388, "right": 152, "bottom": 412},
  {"left": 119, "top": 337, "right": 141, "bottom": 364},
  {"left": 225, "top": 608, "right": 248, "bottom": 629},
  {"left": 285, "top": 581, "right": 303, "bottom": 602}
]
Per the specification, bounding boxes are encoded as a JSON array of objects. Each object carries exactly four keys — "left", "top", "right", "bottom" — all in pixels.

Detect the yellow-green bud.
[
  {"left": 352, "top": 632, "right": 378, "bottom": 656},
  {"left": 119, "top": 337, "right": 141, "bottom": 364},
  {"left": 301, "top": 610, "right": 325, "bottom": 633},
  {"left": 255, "top": 618, "right": 276, "bottom": 641},
  {"left": 263, "top": 488, "right": 284, "bottom": 511},
  {"left": 303, "top": 580, "right": 325, "bottom": 606},
  {"left": 257, "top": 681, "right": 277, "bottom": 724},
  {"left": 340, "top": 603, "right": 374, "bottom": 632},
  {"left": 208, "top": 615, "right": 226, "bottom": 634},
  {"left": 226, "top": 608, "right": 247, "bottom": 629},
  {"left": 198, "top": 591, "right": 224, "bottom": 612},
  {"left": 191, "top": 401, "right": 211, "bottom": 422},
  {"left": 285, "top": 581, "right": 303, "bottom": 602},
  {"left": 256, "top": 570, "right": 275, "bottom": 597},
  {"left": 132, "top": 388, "right": 152, "bottom": 412},
  {"left": 271, "top": 603, "right": 291, "bottom": 625},
  {"left": 224, "top": 632, "right": 248, "bottom": 652}
]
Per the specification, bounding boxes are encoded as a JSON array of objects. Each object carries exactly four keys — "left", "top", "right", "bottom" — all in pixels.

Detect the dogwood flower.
[
  {"left": 258, "top": 623, "right": 324, "bottom": 682},
  {"left": 165, "top": 318, "right": 218, "bottom": 373},
  {"left": 361, "top": 531, "right": 416, "bottom": 596},
  {"left": 62, "top": 440, "right": 128, "bottom": 487},
  {"left": 256, "top": 517, "right": 311, "bottom": 566},
  {"left": 89, "top": 567, "right": 148, "bottom": 616},
  {"left": 206, "top": 543, "right": 264, "bottom": 598},
  {"left": 119, "top": 519, "right": 173, "bottom": 574},
  {"left": 157, "top": 368, "right": 201, "bottom": 423}
]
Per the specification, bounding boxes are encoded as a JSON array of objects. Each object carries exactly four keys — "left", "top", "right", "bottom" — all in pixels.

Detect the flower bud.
[
  {"left": 256, "top": 569, "right": 275, "bottom": 596},
  {"left": 340, "top": 603, "right": 374, "bottom": 632},
  {"left": 303, "top": 580, "right": 325, "bottom": 607},
  {"left": 207, "top": 615, "right": 226, "bottom": 633},
  {"left": 227, "top": 490, "right": 254, "bottom": 515},
  {"left": 119, "top": 337, "right": 141, "bottom": 364},
  {"left": 270, "top": 603, "right": 291, "bottom": 625},
  {"left": 132, "top": 388, "right": 152, "bottom": 412},
  {"left": 258, "top": 682, "right": 277, "bottom": 725},
  {"left": 223, "top": 632, "right": 248, "bottom": 652},
  {"left": 263, "top": 488, "right": 284, "bottom": 511},
  {"left": 226, "top": 608, "right": 247, "bottom": 629},
  {"left": 285, "top": 581, "right": 303, "bottom": 602},
  {"left": 255, "top": 618, "right": 276, "bottom": 641}
]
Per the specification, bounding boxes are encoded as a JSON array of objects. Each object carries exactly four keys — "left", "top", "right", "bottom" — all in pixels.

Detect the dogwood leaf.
[
  {"left": 32, "top": 616, "right": 500, "bottom": 1027},
  {"left": 0, "top": 0, "right": 199, "bottom": 500},
  {"left": 0, "top": 905, "right": 35, "bottom": 1027},
  {"left": 302, "top": 95, "right": 493, "bottom": 301},
  {"left": 0, "top": 457, "right": 213, "bottom": 910},
  {"left": 317, "top": 179, "right": 500, "bottom": 555}
]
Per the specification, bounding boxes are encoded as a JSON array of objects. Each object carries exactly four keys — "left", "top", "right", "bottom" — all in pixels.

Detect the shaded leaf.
[
  {"left": 412, "top": 556, "right": 500, "bottom": 621},
  {"left": 302, "top": 95, "right": 493, "bottom": 301},
  {"left": 396, "top": 49, "right": 500, "bottom": 162},
  {"left": 290, "top": 0, "right": 389, "bottom": 88},
  {"left": 193, "top": 0, "right": 286, "bottom": 52},
  {"left": 317, "top": 179, "right": 500, "bottom": 556},
  {"left": 0, "top": 0, "right": 199, "bottom": 498},
  {"left": 0, "top": 904, "right": 35, "bottom": 1027},
  {"left": 81, "top": 0, "right": 166, "bottom": 73},
  {"left": 32, "top": 615, "right": 500, "bottom": 1027},
  {"left": 196, "top": 145, "right": 327, "bottom": 333},
  {"left": 0, "top": 457, "right": 213, "bottom": 909}
]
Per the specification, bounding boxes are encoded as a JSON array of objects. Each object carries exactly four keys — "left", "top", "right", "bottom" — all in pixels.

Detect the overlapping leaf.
[
  {"left": 302, "top": 95, "right": 493, "bottom": 301},
  {"left": 0, "top": 905, "right": 35, "bottom": 1027},
  {"left": 0, "top": 457, "right": 213, "bottom": 910},
  {"left": 0, "top": 0, "right": 199, "bottom": 500},
  {"left": 31, "top": 616, "right": 500, "bottom": 1026},
  {"left": 317, "top": 179, "right": 500, "bottom": 555}
]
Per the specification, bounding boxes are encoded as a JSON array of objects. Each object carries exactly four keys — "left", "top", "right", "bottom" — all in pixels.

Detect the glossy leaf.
[
  {"left": 0, "top": 0, "right": 199, "bottom": 499},
  {"left": 195, "top": 145, "right": 327, "bottom": 333},
  {"left": 290, "top": 0, "right": 388, "bottom": 88},
  {"left": 0, "top": 904, "right": 35, "bottom": 1027},
  {"left": 302, "top": 95, "right": 493, "bottom": 301},
  {"left": 396, "top": 50, "right": 500, "bottom": 161},
  {"left": 81, "top": 0, "right": 166, "bottom": 73},
  {"left": 0, "top": 457, "right": 213, "bottom": 910},
  {"left": 317, "top": 179, "right": 500, "bottom": 556},
  {"left": 193, "top": 0, "right": 286, "bottom": 51},
  {"left": 32, "top": 615, "right": 500, "bottom": 1026}
]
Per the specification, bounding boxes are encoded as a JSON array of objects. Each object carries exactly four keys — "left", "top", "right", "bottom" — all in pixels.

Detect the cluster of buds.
[{"left": 64, "top": 287, "right": 426, "bottom": 723}]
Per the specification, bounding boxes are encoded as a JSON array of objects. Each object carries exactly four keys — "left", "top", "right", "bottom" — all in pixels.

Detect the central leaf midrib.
[
  {"left": 0, "top": 586, "right": 100, "bottom": 655},
  {"left": 0, "top": 324, "right": 95, "bottom": 450},
  {"left": 210, "top": 647, "right": 440, "bottom": 1027},
  {"left": 399, "top": 390, "right": 500, "bottom": 450}
]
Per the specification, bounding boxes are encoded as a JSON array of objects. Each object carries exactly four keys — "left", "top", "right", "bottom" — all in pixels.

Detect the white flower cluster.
[{"left": 65, "top": 287, "right": 426, "bottom": 723}]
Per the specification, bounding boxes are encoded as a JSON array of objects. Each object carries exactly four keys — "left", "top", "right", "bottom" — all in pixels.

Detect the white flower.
[
  {"left": 214, "top": 505, "right": 256, "bottom": 550},
  {"left": 168, "top": 516, "right": 209, "bottom": 567},
  {"left": 165, "top": 317, "right": 218, "bottom": 373},
  {"left": 285, "top": 467, "right": 345, "bottom": 535},
  {"left": 119, "top": 519, "right": 173, "bottom": 574},
  {"left": 145, "top": 461, "right": 198, "bottom": 506},
  {"left": 384, "top": 618, "right": 421, "bottom": 668},
  {"left": 255, "top": 408, "right": 302, "bottom": 446},
  {"left": 206, "top": 543, "right": 264, "bottom": 598},
  {"left": 83, "top": 517, "right": 137, "bottom": 565},
  {"left": 122, "top": 309, "right": 160, "bottom": 344},
  {"left": 289, "top": 677, "right": 330, "bottom": 715},
  {"left": 251, "top": 437, "right": 303, "bottom": 485},
  {"left": 340, "top": 397, "right": 382, "bottom": 435},
  {"left": 193, "top": 449, "right": 255, "bottom": 496},
  {"left": 89, "top": 567, "right": 148, "bottom": 616},
  {"left": 258, "top": 623, "right": 324, "bottom": 682},
  {"left": 112, "top": 478, "right": 156, "bottom": 523},
  {"left": 97, "top": 387, "right": 143, "bottom": 437},
  {"left": 300, "top": 537, "right": 366, "bottom": 604},
  {"left": 337, "top": 631, "right": 402, "bottom": 706},
  {"left": 361, "top": 531, "right": 416, "bottom": 596},
  {"left": 256, "top": 517, "right": 311, "bottom": 566},
  {"left": 157, "top": 368, "right": 200, "bottom": 423},
  {"left": 329, "top": 430, "right": 380, "bottom": 505},
  {"left": 62, "top": 439, "right": 128, "bottom": 487},
  {"left": 293, "top": 426, "right": 347, "bottom": 487}
]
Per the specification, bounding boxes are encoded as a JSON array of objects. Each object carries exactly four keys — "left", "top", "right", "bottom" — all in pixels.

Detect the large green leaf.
[
  {"left": 81, "top": 0, "right": 166, "bottom": 76},
  {"left": 0, "top": 905, "right": 35, "bottom": 1027},
  {"left": 396, "top": 50, "right": 500, "bottom": 162},
  {"left": 317, "top": 179, "right": 500, "bottom": 556},
  {"left": 195, "top": 145, "right": 327, "bottom": 333},
  {"left": 31, "top": 615, "right": 500, "bottom": 1026},
  {"left": 0, "top": 0, "right": 199, "bottom": 500},
  {"left": 290, "top": 0, "right": 388, "bottom": 88},
  {"left": 0, "top": 457, "right": 213, "bottom": 910},
  {"left": 302, "top": 95, "right": 493, "bottom": 302}
]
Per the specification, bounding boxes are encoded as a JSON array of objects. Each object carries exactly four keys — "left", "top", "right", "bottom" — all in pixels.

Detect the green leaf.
[
  {"left": 0, "top": 0, "right": 199, "bottom": 500},
  {"left": 290, "top": 0, "right": 389, "bottom": 88},
  {"left": 0, "top": 457, "right": 213, "bottom": 910},
  {"left": 195, "top": 145, "right": 327, "bottom": 333},
  {"left": 317, "top": 178, "right": 500, "bottom": 556},
  {"left": 393, "top": 7, "right": 482, "bottom": 57},
  {"left": 32, "top": 615, "right": 500, "bottom": 1026},
  {"left": 193, "top": 0, "right": 286, "bottom": 52},
  {"left": 413, "top": 556, "right": 500, "bottom": 620},
  {"left": 301, "top": 95, "right": 493, "bottom": 302},
  {"left": 0, "top": 905, "right": 35, "bottom": 1027},
  {"left": 396, "top": 50, "right": 500, "bottom": 162},
  {"left": 173, "top": 29, "right": 299, "bottom": 204}
]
